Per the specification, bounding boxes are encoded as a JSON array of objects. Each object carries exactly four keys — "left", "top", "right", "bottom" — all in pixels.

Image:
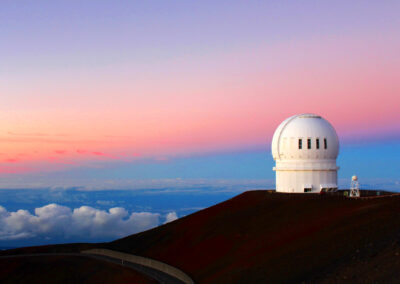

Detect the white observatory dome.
[{"left": 271, "top": 114, "right": 340, "bottom": 193}]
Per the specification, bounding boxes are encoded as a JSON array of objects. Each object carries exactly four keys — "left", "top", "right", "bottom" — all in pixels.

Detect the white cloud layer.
[
  {"left": 164, "top": 211, "right": 178, "bottom": 224},
  {"left": 0, "top": 178, "right": 275, "bottom": 191},
  {"left": 0, "top": 204, "right": 160, "bottom": 241}
]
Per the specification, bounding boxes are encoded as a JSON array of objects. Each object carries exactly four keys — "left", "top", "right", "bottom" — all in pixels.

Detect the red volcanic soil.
[
  {"left": 2, "top": 190, "right": 400, "bottom": 283},
  {"left": 0, "top": 254, "right": 155, "bottom": 284},
  {"left": 106, "top": 191, "right": 400, "bottom": 283},
  {"left": 0, "top": 243, "right": 96, "bottom": 256}
]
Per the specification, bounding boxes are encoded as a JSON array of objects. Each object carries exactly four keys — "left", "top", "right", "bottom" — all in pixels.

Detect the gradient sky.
[{"left": 1, "top": 0, "right": 399, "bottom": 189}]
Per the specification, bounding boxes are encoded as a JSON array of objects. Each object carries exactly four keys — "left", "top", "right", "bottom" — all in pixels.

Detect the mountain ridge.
[{"left": 2, "top": 190, "right": 400, "bottom": 283}]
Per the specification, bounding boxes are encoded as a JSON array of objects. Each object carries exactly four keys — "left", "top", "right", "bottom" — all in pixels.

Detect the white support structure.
[
  {"left": 349, "top": 175, "right": 360, "bottom": 197},
  {"left": 271, "top": 114, "right": 340, "bottom": 193}
]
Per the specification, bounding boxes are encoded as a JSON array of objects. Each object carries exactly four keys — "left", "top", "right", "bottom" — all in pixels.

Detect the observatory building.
[{"left": 271, "top": 114, "right": 339, "bottom": 193}]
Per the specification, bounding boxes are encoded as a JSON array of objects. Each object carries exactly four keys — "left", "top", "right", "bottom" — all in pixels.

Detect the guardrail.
[{"left": 82, "top": 248, "right": 194, "bottom": 284}]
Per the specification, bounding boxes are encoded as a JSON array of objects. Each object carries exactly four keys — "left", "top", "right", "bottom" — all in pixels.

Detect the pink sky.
[{"left": 1, "top": 1, "right": 399, "bottom": 175}]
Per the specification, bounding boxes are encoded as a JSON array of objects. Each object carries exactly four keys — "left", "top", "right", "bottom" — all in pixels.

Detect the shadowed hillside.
[
  {"left": 106, "top": 190, "right": 400, "bottom": 283},
  {"left": 0, "top": 254, "right": 155, "bottom": 284},
  {"left": 2, "top": 190, "right": 400, "bottom": 283}
]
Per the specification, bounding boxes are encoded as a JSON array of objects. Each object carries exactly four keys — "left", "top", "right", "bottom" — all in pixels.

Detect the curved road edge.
[
  {"left": 0, "top": 252, "right": 188, "bottom": 284},
  {"left": 82, "top": 248, "right": 195, "bottom": 284}
]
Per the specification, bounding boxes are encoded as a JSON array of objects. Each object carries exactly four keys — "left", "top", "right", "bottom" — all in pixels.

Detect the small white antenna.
[{"left": 349, "top": 175, "right": 360, "bottom": 197}]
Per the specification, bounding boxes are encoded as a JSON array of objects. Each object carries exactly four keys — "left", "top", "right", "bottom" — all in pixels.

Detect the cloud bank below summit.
[{"left": 0, "top": 204, "right": 177, "bottom": 241}]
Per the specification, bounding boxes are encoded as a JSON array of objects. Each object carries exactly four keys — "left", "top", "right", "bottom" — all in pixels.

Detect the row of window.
[{"left": 298, "top": 138, "right": 327, "bottom": 149}]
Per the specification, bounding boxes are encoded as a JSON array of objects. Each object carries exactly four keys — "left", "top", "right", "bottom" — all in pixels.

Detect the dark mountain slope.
[
  {"left": 0, "top": 254, "right": 155, "bottom": 284},
  {"left": 2, "top": 190, "right": 400, "bottom": 283},
  {"left": 106, "top": 191, "right": 400, "bottom": 283}
]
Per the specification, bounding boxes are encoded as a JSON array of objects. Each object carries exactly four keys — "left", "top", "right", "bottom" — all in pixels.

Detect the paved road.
[
  {"left": 0, "top": 253, "right": 186, "bottom": 284},
  {"left": 85, "top": 253, "right": 186, "bottom": 284}
]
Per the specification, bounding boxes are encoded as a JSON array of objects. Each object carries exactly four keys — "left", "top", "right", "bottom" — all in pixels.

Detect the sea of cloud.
[
  {"left": 0, "top": 203, "right": 175, "bottom": 242},
  {"left": 1, "top": 176, "right": 397, "bottom": 248},
  {"left": 0, "top": 184, "right": 241, "bottom": 248}
]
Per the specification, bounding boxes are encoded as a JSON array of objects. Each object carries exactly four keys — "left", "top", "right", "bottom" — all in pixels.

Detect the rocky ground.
[{"left": 2, "top": 190, "right": 400, "bottom": 283}]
